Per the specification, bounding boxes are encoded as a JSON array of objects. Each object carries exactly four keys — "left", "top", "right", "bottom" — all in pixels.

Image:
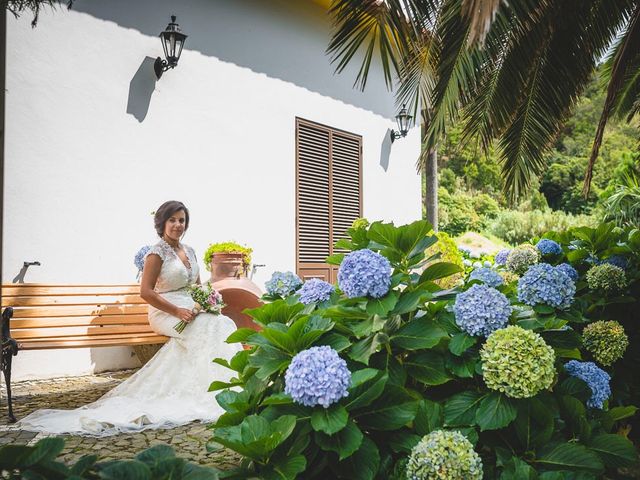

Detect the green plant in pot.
[{"left": 204, "top": 242, "right": 253, "bottom": 281}]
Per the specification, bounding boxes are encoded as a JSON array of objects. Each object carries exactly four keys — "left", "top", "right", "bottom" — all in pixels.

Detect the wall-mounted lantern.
[
  {"left": 390, "top": 104, "right": 412, "bottom": 142},
  {"left": 154, "top": 15, "right": 188, "bottom": 79}
]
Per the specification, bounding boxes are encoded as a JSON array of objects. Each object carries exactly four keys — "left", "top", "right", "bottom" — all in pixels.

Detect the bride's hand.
[{"left": 175, "top": 308, "right": 196, "bottom": 323}]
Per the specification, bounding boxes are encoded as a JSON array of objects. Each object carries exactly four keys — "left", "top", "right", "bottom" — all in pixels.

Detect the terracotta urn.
[
  {"left": 210, "top": 252, "right": 263, "bottom": 332},
  {"left": 210, "top": 252, "right": 246, "bottom": 283}
]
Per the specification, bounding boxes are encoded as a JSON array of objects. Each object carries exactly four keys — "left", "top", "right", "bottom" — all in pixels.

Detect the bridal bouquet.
[{"left": 174, "top": 283, "right": 225, "bottom": 333}]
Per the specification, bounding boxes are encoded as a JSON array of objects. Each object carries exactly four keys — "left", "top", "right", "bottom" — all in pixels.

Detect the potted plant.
[{"left": 203, "top": 241, "right": 253, "bottom": 282}]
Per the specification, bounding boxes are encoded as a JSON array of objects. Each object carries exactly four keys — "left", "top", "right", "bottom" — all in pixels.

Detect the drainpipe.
[{"left": 0, "top": 8, "right": 6, "bottom": 301}]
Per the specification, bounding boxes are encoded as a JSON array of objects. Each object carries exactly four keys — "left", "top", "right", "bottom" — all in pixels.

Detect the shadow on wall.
[
  {"left": 127, "top": 57, "right": 157, "bottom": 122},
  {"left": 72, "top": 0, "right": 395, "bottom": 119},
  {"left": 380, "top": 129, "right": 393, "bottom": 171}
]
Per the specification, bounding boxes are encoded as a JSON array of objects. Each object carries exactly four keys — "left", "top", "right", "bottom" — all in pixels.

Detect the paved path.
[{"left": 0, "top": 370, "right": 241, "bottom": 469}]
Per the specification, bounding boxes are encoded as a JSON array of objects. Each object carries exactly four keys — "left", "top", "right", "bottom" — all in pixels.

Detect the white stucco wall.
[{"left": 3, "top": 0, "right": 421, "bottom": 380}]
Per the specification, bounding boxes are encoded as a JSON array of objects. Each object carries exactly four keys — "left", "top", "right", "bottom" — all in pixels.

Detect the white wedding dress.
[{"left": 18, "top": 240, "right": 242, "bottom": 436}]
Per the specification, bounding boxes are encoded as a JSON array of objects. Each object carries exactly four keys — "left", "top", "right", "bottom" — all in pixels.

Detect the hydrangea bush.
[
  {"left": 480, "top": 326, "right": 556, "bottom": 398},
  {"left": 564, "top": 360, "right": 612, "bottom": 409},
  {"left": 209, "top": 220, "right": 639, "bottom": 480},
  {"left": 582, "top": 320, "right": 628, "bottom": 366},
  {"left": 264, "top": 271, "right": 303, "bottom": 297},
  {"left": 297, "top": 278, "right": 335, "bottom": 304},
  {"left": 506, "top": 244, "right": 541, "bottom": 275},
  {"left": 469, "top": 267, "right": 503, "bottom": 287},
  {"left": 517, "top": 263, "right": 575, "bottom": 309},
  {"left": 337, "top": 248, "right": 391, "bottom": 298},
  {"left": 406, "top": 430, "right": 483, "bottom": 480},
  {"left": 454, "top": 284, "right": 511, "bottom": 336},
  {"left": 586, "top": 263, "right": 627, "bottom": 293},
  {"left": 284, "top": 346, "right": 350, "bottom": 408}
]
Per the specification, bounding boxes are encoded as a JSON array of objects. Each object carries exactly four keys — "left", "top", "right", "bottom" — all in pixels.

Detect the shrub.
[
  {"left": 203, "top": 241, "right": 252, "bottom": 271},
  {"left": 480, "top": 326, "right": 556, "bottom": 399},
  {"left": 487, "top": 209, "right": 597, "bottom": 244},
  {"left": 424, "top": 231, "right": 464, "bottom": 288},
  {"left": 583, "top": 320, "right": 629, "bottom": 366},
  {"left": 406, "top": 430, "right": 483, "bottom": 480}
]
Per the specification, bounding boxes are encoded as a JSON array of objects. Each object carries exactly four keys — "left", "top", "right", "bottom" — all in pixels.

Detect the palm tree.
[
  {"left": 604, "top": 170, "right": 640, "bottom": 227},
  {"left": 328, "top": 0, "right": 639, "bottom": 206}
]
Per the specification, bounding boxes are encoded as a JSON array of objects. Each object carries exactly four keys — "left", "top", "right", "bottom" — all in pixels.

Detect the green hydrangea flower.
[
  {"left": 351, "top": 217, "right": 370, "bottom": 229},
  {"left": 481, "top": 325, "right": 556, "bottom": 398},
  {"left": 406, "top": 430, "right": 483, "bottom": 480},
  {"left": 583, "top": 320, "right": 628, "bottom": 366},
  {"left": 500, "top": 270, "right": 520, "bottom": 285},
  {"left": 586, "top": 264, "right": 627, "bottom": 293},
  {"left": 506, "top": 244, "right": 540, "bottom": 275}
]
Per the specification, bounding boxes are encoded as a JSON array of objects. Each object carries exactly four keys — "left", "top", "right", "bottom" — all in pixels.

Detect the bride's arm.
[{"left": 140, "top": 254, "right": 195, "bottom": 323}]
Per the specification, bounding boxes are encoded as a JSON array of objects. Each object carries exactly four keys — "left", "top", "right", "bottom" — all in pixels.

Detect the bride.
[{"left": 18, "top": 201, "right": 242, "bottom": 436}]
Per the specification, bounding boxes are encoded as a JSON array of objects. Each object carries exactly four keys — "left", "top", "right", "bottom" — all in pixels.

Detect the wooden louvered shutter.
[{"left": 296, "top": 118, "right": 362, "bottom": 282}]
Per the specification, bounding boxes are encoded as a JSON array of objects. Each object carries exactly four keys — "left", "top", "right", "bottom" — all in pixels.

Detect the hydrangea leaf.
[
  {"left": 261, "top": 393, "right": 293, "bottom": 406},
  {"left": 405, "top": 351, "right": 452, "bottom": 386},
  {"left": 348, "top": 333, "right": 387, "bottom": 365},
  {"left": 248, "top": 345, "right": 291, "bottom": 380},
  {"left": 262, "top": 455, "right": 307, "bottom": 480},
  {"left": 449, "top": 332, "right": 478, "bottom": 356},
  {"left": 349, "top": 368, "right": 379, "bottom": 389},
  {"left": 536, "top": 443, "right": 604, "bottom": 475},
  {"left": 387, "top": 430, "right": 421, "bottom": 453},
  {"left": 97, "top": 460, "right": 152, "bottom": 480},
  {"left": 601, "top": 406, "right": 638, "bottom": 432},
  {"left": 514, "top": 397, "right": 555, "bottom": 450},
  {"left": 365, "top": 291, "right": 399, "bottom": 317},
  {"left": 354, "top": 386, "right": 419, "bottom": 431},
  {"left": 346, "top": 370, "right": 388, "bottom": 410},
  {"left": 367, "top": 222, "right": 401, "bottom": 249},
  {"left": 392, "top": 289, "right": 432, "bottom": 315},
  {"left": 326, "top": 253, "right": 345, "bottom": 265},
  {"left": 588, "top": 434, "right": 639, "bottom": 468},
  {"left": 419, "top": 262, "right": 464, "bottom": 282},
  {"left": 390, "top": 318, "right": 447, "bottom": 350},
  {"left": 414, "top": 399, "right": 443, "bottom": 436},
  {"left": 444, "top": 391, "right": 484, "bottom": 427},
  {"left": 334, "top": 437, "right": 380, "bottom": 480},
  {"left": 245, "top": 301, "right": 305, "bottom": 326},
  {"left": 396, "top": 219, "right": 433, "bottom": 255},
  {"left": 315, "top": 421, "right": 364, "bottom": 460},
  {"left": 315, "top": 332, "right": 351, "bottom": 352},
  {"left": 310, "top": 405, "right": 349, "bottom": 435},
  {"left": 446, "top": 354, "right": 476, "bottom": 378},
  {"left": 559, "top": 395, "right": 591, "bottom": 440},
  {"left": 259, "top": 328, "right": 296, "bottom": 354},
  {"left": 476, "top": 392, "right": 518, "bottom": 431}
]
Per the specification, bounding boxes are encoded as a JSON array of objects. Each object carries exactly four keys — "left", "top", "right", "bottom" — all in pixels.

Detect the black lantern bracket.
[
  {"left": 390, "top": 103, "right": 413, "bottom": 142},
  {"left": 154, "top": 15, "right": 188, "bottom": 79}
]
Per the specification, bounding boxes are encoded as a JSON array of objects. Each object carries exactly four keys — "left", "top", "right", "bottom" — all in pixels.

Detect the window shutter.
[{"left": 296, "top": 119, "right": 362, "bottom": 282}]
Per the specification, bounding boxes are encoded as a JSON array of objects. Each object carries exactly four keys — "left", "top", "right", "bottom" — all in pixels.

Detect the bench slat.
[
  {"left": 12, "top": 324, "right": 158, "bottom": 340},
  {"left": 18, "top": 334, "right": 169, "bottom": 350},
  {"left": 2, "top": 295, "right": 145, "bottom": 307},
  {"left": 11, "top": 315, "right": 151, "bottom": 329},
  {"left": 1, "top": 284, "right": 141, "bottom": 296},
  {"left": 10, "top": 304, "right": 148, "bottom": 318}
]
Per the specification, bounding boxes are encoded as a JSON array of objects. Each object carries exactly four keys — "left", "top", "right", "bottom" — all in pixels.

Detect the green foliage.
[
  {"left": 202, "top": 241, "right": 252, "bottom": 272},
  {"left": 0, "top": 439, "right": 220, "bottom": 479},
  {"left": 487, "top": 209, "right": 597, "bottom": 245},
  {"left": 423, "top": 231, "right": 464, "bottom": 288},
  {"left": 210, "top": 219, "right": 640, "bottom": 479}
]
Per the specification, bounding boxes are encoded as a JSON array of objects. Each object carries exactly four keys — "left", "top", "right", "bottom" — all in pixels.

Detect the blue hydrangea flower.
[
  {"left": 265, "top": 271, "right": 302, "bottom": 297},
  {"left": 463, "top": 259, "right": 472, "bottom": 267},
  {"left": 483, "top": 260, "right": 492, "bottom": 268},
  {"left": 564, "top": 360, "right": 611, "bottom": 409},
  {"left": 556, "top": 263, "right": 578, "bottom": 282},
  {"left": 472, "top": 261, "right": 483, "bottom": 269},
  {"left": 536, "top": 239, "right": 563, "bottom": 256},
  {"left": 297, "top": 278, "right": 335, "bottom": 304},
  {"left": 494, "top": 249, "right": 511, "bottom": 266},
  {"left": 454, "top": 284, "right": 512, "bottom": 337},
  {"left": 337, "top": 249, "right": 392, "bottom": 298},
  {"left": 134, "top": 245, "right": 151, "bottom": 272},
  {"left": 603, "top": 255, "right": 628, "bottom": 270},
  {"left": 517, "top": 263, "right": 575, "bottom": 309},
  {"left": 469, "top": 267, "right": 504, "bottom": 288},
  {"left": 284, "top": 346, "right": 351, "bottom": 408}
]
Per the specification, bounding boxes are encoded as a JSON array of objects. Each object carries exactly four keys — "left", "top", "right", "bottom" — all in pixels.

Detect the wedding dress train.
[{"left": 18, "top": 239, "right": 242, "bottom": 436}]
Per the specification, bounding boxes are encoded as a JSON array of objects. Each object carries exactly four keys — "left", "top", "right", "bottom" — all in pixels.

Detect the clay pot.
[
  {"left": 210, "top": 252, "right": 263, "bottom": 332},
  {"left": 210, "top": 252, "right": 246, "bottom": 283}
]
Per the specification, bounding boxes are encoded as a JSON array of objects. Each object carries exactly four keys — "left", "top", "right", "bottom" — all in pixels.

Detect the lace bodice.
[{"left": 145, "top": 239, "right": 199, "bottom": 293}]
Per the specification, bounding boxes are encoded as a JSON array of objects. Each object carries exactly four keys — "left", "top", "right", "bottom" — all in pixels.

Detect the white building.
[{"left": 2, "top": 0, "right": 421, "bottom": 380}]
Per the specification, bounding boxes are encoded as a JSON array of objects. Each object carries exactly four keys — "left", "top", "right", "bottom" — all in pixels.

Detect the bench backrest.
[{"left": 1, "top": 284, "right": 167, "bottom": 350}]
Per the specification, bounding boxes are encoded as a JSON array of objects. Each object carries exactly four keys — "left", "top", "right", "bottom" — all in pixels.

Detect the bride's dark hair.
[{"left": 154, "top": 201, "right": 190, "bottom": 238}]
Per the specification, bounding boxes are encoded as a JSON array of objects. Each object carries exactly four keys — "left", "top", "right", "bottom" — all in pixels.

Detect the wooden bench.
[{"left": 0, "top": 284, "right": 168, "bottom": 422}]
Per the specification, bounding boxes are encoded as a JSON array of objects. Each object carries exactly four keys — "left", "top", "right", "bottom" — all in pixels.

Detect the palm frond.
[
  {"left": 461, "top": 0, "right": 503, "bottom": 46},
  {"left": 584, "top": 1, "right": 640, "bottom": 197}
]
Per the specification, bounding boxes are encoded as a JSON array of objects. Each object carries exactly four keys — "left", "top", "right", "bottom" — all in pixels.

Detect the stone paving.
[{"left": 0, "top": 369, "right": 242, "bottom": 469}]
